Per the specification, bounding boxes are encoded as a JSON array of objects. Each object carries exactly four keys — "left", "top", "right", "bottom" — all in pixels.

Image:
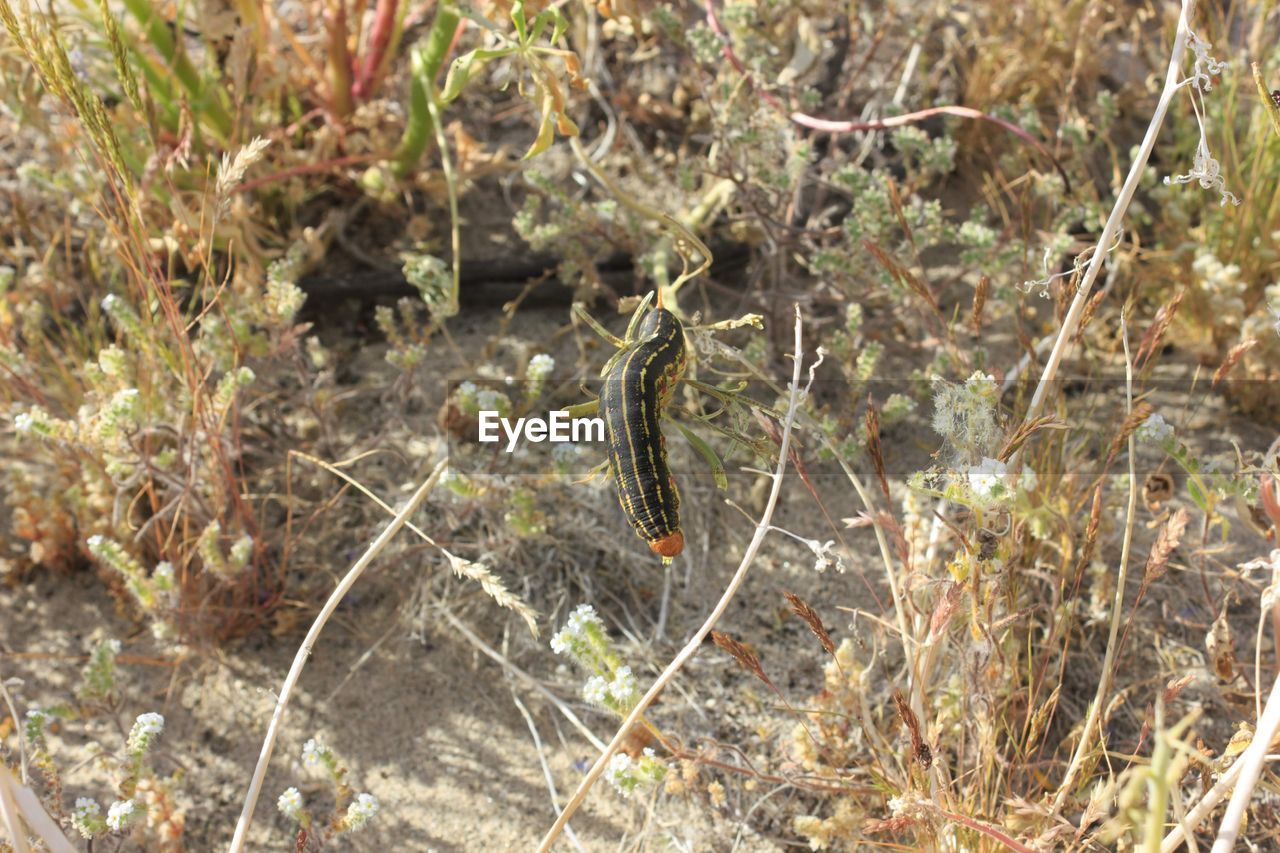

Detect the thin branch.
[
  {"left": 1050, "top": 311, "right": 1139, "bottom": 814},
  {"left": 1011, "top": 0, "right": 1197, "bottom": 474},
  {"left": 227, "top": 460, "right": 447, "bottom": 853}
]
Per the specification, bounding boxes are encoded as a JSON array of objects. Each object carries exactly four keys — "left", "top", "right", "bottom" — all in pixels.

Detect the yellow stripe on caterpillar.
[{"left": 599, "top": 307, "right": 687, "bottom": 558}]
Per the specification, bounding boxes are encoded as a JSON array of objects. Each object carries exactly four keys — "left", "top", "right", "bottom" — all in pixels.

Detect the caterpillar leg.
[{"left": 571, "top": 458, "right": 611, "bottom": 485}]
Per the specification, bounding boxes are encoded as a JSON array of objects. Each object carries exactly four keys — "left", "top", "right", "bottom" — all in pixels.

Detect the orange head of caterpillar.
[{"left": 648, "top": 529, "right": 684, "bottom": 559}]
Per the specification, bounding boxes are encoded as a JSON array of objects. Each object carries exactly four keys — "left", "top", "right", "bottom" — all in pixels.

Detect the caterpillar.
[{"left": 599, "top": 306, "right": 687, "bottom": 558}]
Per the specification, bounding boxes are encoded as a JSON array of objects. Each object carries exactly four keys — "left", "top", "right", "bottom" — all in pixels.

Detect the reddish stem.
[
  {"left": 236, "top": 152, "right": 385, "bottom": 195},
  {"left": 703, "top": 0, "right": 1070, "bottom": 191},
  {"left": 353, "top": 0, "right": 399, "bottom": 100}
]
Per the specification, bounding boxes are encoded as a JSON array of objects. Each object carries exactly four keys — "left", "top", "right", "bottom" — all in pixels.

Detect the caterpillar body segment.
[{"left": 599, "top": 307, "right": 687, "bottom": 558}]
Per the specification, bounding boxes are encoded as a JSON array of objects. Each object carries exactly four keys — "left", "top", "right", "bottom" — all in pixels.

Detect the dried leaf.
[
  {"left": 1213, "top": 338, "right": 1257, "bottom": 387},
  {"left": 783, "top": 591, "right": 835, "bottom": 656},
  {"left": 1206, "top": 604, "right": 1236, "bottom": 681},
  {"left": 893, "top": 690, "right": 932, "bottom": 769},
  {"left": 1143, "top": 508, "right": 1189, "bottom": 585},
  {"left": 864, "top": 399, "right": 890, "bottom": 505},
  {"left": 1104, "top": 401, "right": 1154, "bottom": 468},
  {"left": 1135, "top": 289, "right": 1185, "bottom": 368},
  {"left": 970, "top": 275, "right": 989, "bottom": 335},
  {"left": 711, "top": 630, "right": 768, "bottom": 685}
]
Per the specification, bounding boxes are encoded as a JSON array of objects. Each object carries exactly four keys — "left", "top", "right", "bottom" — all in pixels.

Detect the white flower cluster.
[
  {"left": 87, "top": 535, "right": 145, "bottom": 581},
  {"left": 126, "top": 712, "right": 165, "bottom": 755},
  {"left": 97, "top": 345, "right": 128, "bottom": 378},
  {"left": 527, "top": 353, "right": 555, "bottom": 382},
  {"left": 265, "top": 278, "right": 306, "bottom": 323},
  {"left": 72, "top": 798, "right": 104, "bottom": 838},
  {"left": 552, "top": 605, "right": 645, "bottom": 715},
  {"left": 1192, "top": 252, "right": 1247, "bottom": 329},
  {"left": 100, "top": 294, "right": 143, "bottom": 337},
  {"left": 277, "top": 787, "right": 305, "bottom": 821},
  {"left": 106, "top": 799, "right": 137, "bottom": 831},
  {"left": 302, "top": 737, "right": 334, "bottom": 770},
  {"left": 967, "top": 457, "right": 1008, "bottom": 502},
  {"left": 550, "top": 604, "right": 606, "bottom": 659},
  {"left": 23, "top": 707, "right": 48, "bottom": 744},
  {"left": 402, "top": 253, "right": 454, "bottom": 316},
  {"left": 476, "top": 388, "right": 510, "bottom": 416},
  {"left": 605, "top": 748, "right": 666, "bottom": 798},
  {"left": 583, "top": 665, "right": 639, "bottom": 711},
  {"left": 1241, "top": 281, "right": 1280, "bottom": 351},
  {"left": 1136, "top": 413, "right": 1175, "bottom": 445},
  {"left": 344, "top": 792, "right": 380, "bottom": 831}
]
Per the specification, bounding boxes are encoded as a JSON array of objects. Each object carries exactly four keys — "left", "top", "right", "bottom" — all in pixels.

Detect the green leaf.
[
  {"left": 551, "top": 8, "right": 569, "bottom": 43},
  {"left": 441, "top": 47, "right": 514, "bottom": 104},
  {"left": 1187, "top": 478, "right": 1208, "bottom": 512},
  {"left": 528, "top": 7, "right": 567, "bottom": 43},
  {"left": 510, "top": 0, "right": 528, "bottom": 42},
  {"left": 671, "top": 419, "right": 729, "bottom": 490}
]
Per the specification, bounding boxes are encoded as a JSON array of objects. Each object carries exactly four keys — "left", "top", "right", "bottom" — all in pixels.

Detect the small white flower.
[
  {"left": 476, "top": 388, "right": 509, "bottom": 414},
  {"left": 551, "top": 604, "right": 605, "bottom": 660},
  {"left": 566, "top": 604, "right": 602, "bottom": 635},
  {"left": 127, "top": 712, "right": 164, "bottom": 754},
  {"left": 154, "top": 561, "right": 175, "bottom": 588},
  {"left": 605, "top": 752, "right": 635, "bottom": 796},
  {"left": 527, "top": 353, "right": 555, "bottom": 381},
  {"left": 13, "top": 412, "right": 33, "bottom": 433},
  {"left": 583, "top": 675, "right": 610, "bottom": 706},
  {"left": 277, "top": 787, "right": 304, "bottom": 821},
  {"left": 967, "top": 457, "right": 1008, "bottom": 500},
  {"left": 71, "top": 798, "right": 102, "bottom": 838},
  {"left": 106, "top": 799, "right": 137, "bottom": 830},
  {"left": 302, "top": 737, "right": 328, "bottom": 768},
  {"left": 344, "top": 792, "right": 379, "bottom": 831},
  {"left": 608, "top": 666, "right": 638, "bottom": 707},
  {"left": 1136, "top": 413, "right": 1175, "bottom": 445}
]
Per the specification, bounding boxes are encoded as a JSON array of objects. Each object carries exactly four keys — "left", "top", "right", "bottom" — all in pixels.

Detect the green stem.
[{"left": 393, "top": 4, "right": 460, "bottom": 177}]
